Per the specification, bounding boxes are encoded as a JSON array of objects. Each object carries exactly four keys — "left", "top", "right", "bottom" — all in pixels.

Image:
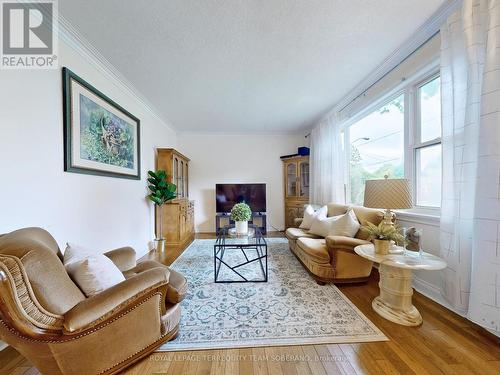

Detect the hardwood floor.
[{"left": 1, "top": 233, "right": 499, "bottom": 375}]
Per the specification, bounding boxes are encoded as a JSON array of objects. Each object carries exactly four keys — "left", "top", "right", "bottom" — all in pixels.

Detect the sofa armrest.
[
  {"left": 325, "top": 236, "right": 371, "bottom": 251},
  {"left": 294, "top": 218, "right": 303, "bottom": 228},
  {"left": 165, "top": 268, "right": 188, "bottom": 304},
  {"left": 103, "top": 246, "right": 137, "bottom": 272},
  {"left": 63, "top": 267, "right": 169, "bottom": 333}
]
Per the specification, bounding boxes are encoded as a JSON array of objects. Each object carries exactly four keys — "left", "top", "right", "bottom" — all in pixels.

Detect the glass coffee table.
[{"left": 214, "top": 224, "right": 268, "bottom": 283}]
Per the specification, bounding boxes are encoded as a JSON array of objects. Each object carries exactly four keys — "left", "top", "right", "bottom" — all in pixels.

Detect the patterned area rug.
[{"left": 159, "top": 238, "right": 387, "bottom": 351}]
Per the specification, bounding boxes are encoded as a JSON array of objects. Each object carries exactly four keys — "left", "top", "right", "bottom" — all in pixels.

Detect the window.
[
  {"left": 415, "top": 144, "right": 441, "bottom": 206},
  {"left": 345, "top": 71, "right": 442, "bottom": 210},
  {"left": 414, "top": 76, "right": 442, "bottom": 207},
  {"left": 348, "top": 94, "right": 405, "bottom": 205}
]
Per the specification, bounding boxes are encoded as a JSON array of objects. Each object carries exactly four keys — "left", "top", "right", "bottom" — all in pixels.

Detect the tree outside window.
[{"left": 348, "top": 95, "right": 405, "bottom": 205}]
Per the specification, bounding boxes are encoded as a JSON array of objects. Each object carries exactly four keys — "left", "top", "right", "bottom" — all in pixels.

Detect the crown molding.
[
  {"left": 57, "top": 15, "right": 177, "bottom": 134},
  {"left": 178, "top": 130, "right": 305, "bottom": 137},
  {"left": 319, "top": 0, "right": 462, "bottom": 122}
]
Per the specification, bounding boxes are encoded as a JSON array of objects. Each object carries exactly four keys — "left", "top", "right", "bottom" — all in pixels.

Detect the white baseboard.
[{"left": 412, "top": 276, "right": 466, "bottom": 317}]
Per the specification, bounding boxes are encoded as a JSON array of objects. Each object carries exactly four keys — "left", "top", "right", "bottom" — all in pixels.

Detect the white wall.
[
  {"left": 179, "top": 134, "right": 306, "bottom": 233},
  {"left": 395, "top": 214, "right": 450, "bottom": 306},
  {"left": 0, "top": 40, "right": 177, "bottom": 259}
]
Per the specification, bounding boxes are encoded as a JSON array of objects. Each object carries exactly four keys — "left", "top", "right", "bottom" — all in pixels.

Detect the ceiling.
[{"left": 60, "top": 0, "right": 445, "bottom": 134}]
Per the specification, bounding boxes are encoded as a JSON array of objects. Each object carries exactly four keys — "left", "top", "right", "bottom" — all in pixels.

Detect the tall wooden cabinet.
[
  {"left": 282, "top": 156, "right": 309, "bottom": 228},
  {"left": 156, "top": 148, "right": 194, "bottom": 251}
]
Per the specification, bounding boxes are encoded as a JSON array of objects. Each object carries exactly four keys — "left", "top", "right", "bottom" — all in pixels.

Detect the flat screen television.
[{"left": 216, "top": 183, "right": 266, "bottom": 213}]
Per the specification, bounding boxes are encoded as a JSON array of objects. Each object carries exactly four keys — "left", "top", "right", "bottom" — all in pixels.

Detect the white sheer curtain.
[
  {"left": 440, "top": 0, "right": 500, "bottom": 333},
  {"left": 309, "top": 113, "right": 345, "bottom": 206}
]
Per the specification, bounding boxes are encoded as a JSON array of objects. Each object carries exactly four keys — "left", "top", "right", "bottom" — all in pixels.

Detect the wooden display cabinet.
[
  {"left": 156, "top": 148, "right": 194, "bottom": 251},
  {"left": 282, "top": 155, "right": 309, "bottom": 228}
]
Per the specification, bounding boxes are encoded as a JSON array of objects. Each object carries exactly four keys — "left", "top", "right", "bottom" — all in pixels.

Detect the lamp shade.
[{"left": 364, "top": 178, "right": 412, "bottom": 209}]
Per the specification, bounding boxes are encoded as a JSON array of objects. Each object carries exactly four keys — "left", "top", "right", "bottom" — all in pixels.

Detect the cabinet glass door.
[
  {"left": 286, "top": 163, "right": 297, "bottom": 197},
  {"left": 184, "top": 163, "right": 189, "bottom": 198},
  {"left": 173, "top": 157, "right": 178, "bottom": 192},
  {"left": 179, "top": 160, "right": 184, "bottom": 198},
  {"left": 299, "top": 161, "right": 309, "bottom": 198}
]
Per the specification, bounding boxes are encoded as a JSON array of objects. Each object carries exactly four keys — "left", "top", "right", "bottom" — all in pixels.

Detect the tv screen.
[{"left": 216, "top": 183, "right": 266, "bottom": 213}]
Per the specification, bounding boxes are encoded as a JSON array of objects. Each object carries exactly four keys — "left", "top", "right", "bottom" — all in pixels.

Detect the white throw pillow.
[
  {"left": 299, "top": 205, "right": 328, "bottom": 229},
  {"left": 63, "top": 243, "right": 94, "bottom": 265},
  {"left": 308, "top": 214, "right": 340, "bottom": 237},
  {"left": 66, "top": 255, "right": 125, "bottom": 297},
  {"left": 330, "top": 209, "right": 360, "bottom": 237},
  {"left": 308, "top": 208, "right": 360, "bottom": 238}
]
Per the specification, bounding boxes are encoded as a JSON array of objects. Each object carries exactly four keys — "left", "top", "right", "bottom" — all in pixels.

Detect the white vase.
[{"left": 235, "top": 221, "right": 248, "bottom": 234}]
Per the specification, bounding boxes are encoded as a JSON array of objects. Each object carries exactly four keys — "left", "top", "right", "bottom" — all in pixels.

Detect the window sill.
[{"left": 394, "top": 209, "right": 440, "bottom": 226}]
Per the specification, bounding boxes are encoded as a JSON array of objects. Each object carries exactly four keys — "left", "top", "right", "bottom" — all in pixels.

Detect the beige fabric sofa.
[
  {"left": 0, "top": 227, "right": 187, "bottom": 375},
  {"left": 285, "top": 203, "right": 385, "bottom": 284}
]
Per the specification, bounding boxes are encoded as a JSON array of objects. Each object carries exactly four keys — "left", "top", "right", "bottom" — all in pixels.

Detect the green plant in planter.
[
  {"left": 362, "top": 222, "right": 405, "bottom": 244},
  {"left": 231, "top": 202, "right": 252, "bottom": 222},
  {"left": 147, "top": 170, "right": 177, "bottom": 241}
]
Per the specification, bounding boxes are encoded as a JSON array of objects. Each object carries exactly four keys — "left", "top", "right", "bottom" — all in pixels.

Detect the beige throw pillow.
[
  {"left": 66, "top": 255, "right": 125, "bottom": 297},
  {"left": 299, "top": 205, "right": 328, "bottom": 229},
  {"left": 308, "top": 208, "right": 360, "bottom": 238}
]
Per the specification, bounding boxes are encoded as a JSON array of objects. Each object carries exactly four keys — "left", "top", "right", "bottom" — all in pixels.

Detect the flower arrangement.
[
  {"left": 231, "top": 203, "right": 252, "bottom": 222},
  {"left": 362, "top": 222, "right": 405, "bottom": 243}
]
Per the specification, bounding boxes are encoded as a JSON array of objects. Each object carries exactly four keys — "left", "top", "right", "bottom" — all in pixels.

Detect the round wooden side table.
[{"left": 354, "top": 244, "right": 446, "bottom": 326}]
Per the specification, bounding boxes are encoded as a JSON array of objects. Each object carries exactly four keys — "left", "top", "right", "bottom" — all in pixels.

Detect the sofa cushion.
[
  {"left": 334, "top": 209, "right": 360, "bottom": 237},
  {"left": 296, "top": 238, "right": 330, "bottom": 264},
  {"left": 352, "top": 206, "right": 384, "bottom": 240},
  {"left": 308, "top": 215, "right": 338, "bottom": 237},
  {"left": 285, "top": 227, "right": 322, "bottom": 240},
  {"left": 308, "top": 209, "right": 360, "bottom": 238},
  {"left": 325, "top": 203, "right": 385, "bottom": 240},
  {"left": 327, "top": 203, "right": 349, "bottom": 217},
  {"left": 66, "top": 254, "right": 126, "bottom": 297},
  {"left": 325, "top": 236, "right": 371, "bottom": 250},
  {"left": 63, "top": 243, "right": 94, "bottom": 265},
  {"left": 299, "top": 205, "right": 327, "bottom": 230}
]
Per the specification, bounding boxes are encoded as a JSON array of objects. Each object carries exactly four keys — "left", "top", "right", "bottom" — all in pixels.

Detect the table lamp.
[{"left": 363, "top": 175, "right": 412, "bottom": 228}]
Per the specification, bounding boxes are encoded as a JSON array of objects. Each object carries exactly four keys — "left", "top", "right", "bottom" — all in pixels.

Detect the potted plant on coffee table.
[
  {"left": 231, "top": 202, "right": 252, "bottom": 234},
  {"left": 147, "top": 170, "right": 177, "bottom": 252},
  {"left": 362, "top": 221, "right": 405, "bottom": 255}
]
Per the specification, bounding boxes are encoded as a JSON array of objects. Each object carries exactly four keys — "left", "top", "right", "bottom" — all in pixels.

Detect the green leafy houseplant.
[
  {"left": 230, "top": 203, "right": 252, "bottom": 222},
  {"left": 362, "top": 222, "right": 405, "bottom": 242},
  {"left": 361, "top": 222, "right": 405, "bottom": 255},
  {"left": 147, "top": 170, "right": 177, "bottom": 244}
]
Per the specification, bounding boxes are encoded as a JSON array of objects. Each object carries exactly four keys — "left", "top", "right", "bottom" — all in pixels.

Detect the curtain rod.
[
  {"left": 304, "top": 29, "right": 441, "bottom": 139},
  {"left": 337, "top": 30, "right": 440, "bottom": 114},
  {"left": 304, "top": 30, "right": 440, "bottom": 138}
]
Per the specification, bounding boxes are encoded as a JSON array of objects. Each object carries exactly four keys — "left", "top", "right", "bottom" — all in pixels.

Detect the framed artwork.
[{"left": 62, "top": 67, "right": 141, "bottom": 179}]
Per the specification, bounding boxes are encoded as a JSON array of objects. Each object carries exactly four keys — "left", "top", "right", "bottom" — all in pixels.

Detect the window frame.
[
  {"left": 343, "top": 64, "right": 442, "bottom": 214},
  {"left": 410, "top": 72, "right": 442, "bottom": 210}
]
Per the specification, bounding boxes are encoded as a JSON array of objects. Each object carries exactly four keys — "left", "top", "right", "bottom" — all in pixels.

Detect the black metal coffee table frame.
[{"left": 214, "top": 225, "right": 268, "bottom": 283}]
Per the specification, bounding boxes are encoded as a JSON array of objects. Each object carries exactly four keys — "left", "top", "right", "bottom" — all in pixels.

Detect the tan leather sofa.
[
  {"left": 0, "top": 227, "right": 187, "bottom": 375},
  {"left": 285, "top": 203, "right": 385, "bottom": 284}
]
